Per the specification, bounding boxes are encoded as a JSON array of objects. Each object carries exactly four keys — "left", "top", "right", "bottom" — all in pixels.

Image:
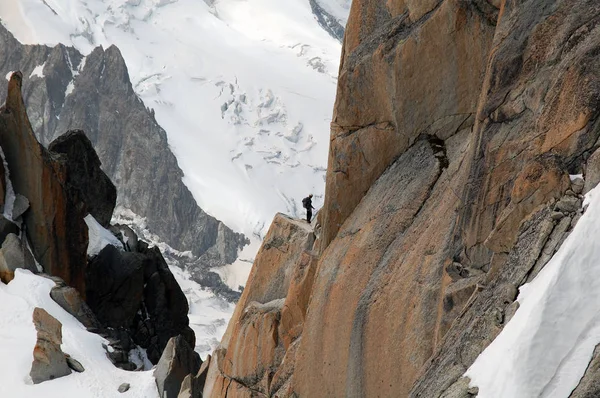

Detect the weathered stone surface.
[
  {"left": 570, "top": 344, "right": 600, "bottom": 398},
  {"left": 30, "top": 308, "right": 71, "bottom": 384},
  {"left": 555, "top": 195, "right": 582, "bottom": 213},
  {"left": 65, "top": 355, "right": 85, "bottom": 373},
  {"left": 319, "top": 0, "right": 496, "bottom": 250},
  {"left": 154, "top": 335, "right": 201, "bottom": 398},
  {"left": 118, "top": 383, "right": 131, "bottom": 393},
  {"left": 0, "top": 233, "right": 37, "bottom": 283},
  {"left": 11, "top": 194, "right": 29, "bottom": 220},
  {"left": 48, "top": 130, "right": 116, "bottom": 227},
  {"left": 85, "top": 245, "right": 144, "bottom": 328},
  {"left": 585, "top": 148, "right": 600, "bottom": 194},
  {"left": 50, "top": 284, "right": 101, "bottom": 330},
  {"left": 0, "top": 72, "right": 88, "bottom": 293},
  {"left": 0, "top": 24, "right": 247, "bottom": 266}
]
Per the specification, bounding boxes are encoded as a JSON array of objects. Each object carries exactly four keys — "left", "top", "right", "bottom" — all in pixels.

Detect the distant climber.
[{"left": 302, "top": 194, "right": 315, "bottom": 223}]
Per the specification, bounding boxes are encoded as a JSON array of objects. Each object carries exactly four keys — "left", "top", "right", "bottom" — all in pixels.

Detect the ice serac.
[
  {"left": 204, "top": 0, "right": 600, "bottom": 396},
  {"left": 0, "top": 72, "right": 88, "bottom": 294},
  {"left": 0, "top": 24, "right": 247, "bottom": 266},
  {"left": 319, "top": 0, "right": 496, "bottom": 250}
]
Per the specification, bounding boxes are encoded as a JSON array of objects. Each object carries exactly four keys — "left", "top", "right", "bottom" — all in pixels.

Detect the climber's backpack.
[{"left": 302, "top": 197, "right": 309, "bottom": 209}]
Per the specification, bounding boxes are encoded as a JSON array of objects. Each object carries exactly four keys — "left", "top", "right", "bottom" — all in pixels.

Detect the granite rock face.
[
  {"left": 203, "top": 0, "right": 600, "bottom": 397},
  {"left": 0, "top": 23, "right": 247, "bottom": 268}
]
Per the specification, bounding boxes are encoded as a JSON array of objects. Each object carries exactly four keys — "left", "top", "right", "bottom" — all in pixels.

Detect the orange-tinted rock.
[
  {"left": 0, "top": 72, "right": 88, "bottom": 294},
  {"left": 320, "top": 0, "right": 497, "bottom": 250}
]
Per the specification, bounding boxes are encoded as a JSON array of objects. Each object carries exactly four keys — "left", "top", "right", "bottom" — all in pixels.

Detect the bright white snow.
[
  {"left": 0, "top": 269, "right": 158, "bottom": 398},
  {"left": 466, "top": 184, "right": 600, "bottom": 397},
  {"left": 0, "top": 0, "right": 340, "bottom": 241},
  {"left": 85, "top": 214, "right": 124, "bottom": 256}
]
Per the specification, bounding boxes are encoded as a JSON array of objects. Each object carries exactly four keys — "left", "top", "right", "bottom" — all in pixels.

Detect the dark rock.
[
  {"left": 65, "top": 355, "right": 85, "bottom": 372},
  {"left": 0, "top": 72, "right": 88, "bottom": 294},
  {"left": 0, "top": 233, "right": 37, "bottom": 283},
  {"left": 118, "top": 383, "right": 131, "bottom": 393},
  {"left": 12, "top": 194, "right": 29, "bottom": 220},
  {"left": 113, "top": 224, "right": 138, "bottom": 252},
  {"left": 154, "top": 335, "right": 201, "bottom": 398},
  {"left": 48, "top": 130, "right": 117, "bottom": 227},
  {"left": 0, "top": 215, "right": 19, "bottom": 244},
  {"left": 50, "top": 285, "right": 101, "bottom": 330},
  {"left": 30, "top": 308, "right": 71, "bottom": 384},
  {"left": 85, "top": 245, "right": 144, "bottom": 328}
]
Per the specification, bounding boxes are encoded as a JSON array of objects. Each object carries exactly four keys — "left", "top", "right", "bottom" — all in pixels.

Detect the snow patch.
[
  {"left": 85, "top": 214, "right": 123, "bottom": 256},
  {"left": 466, "top": 183, "right": 600, "bottom": 397},
  {"left": 29, "top": 63, "right": 45, "bottom": 78}
]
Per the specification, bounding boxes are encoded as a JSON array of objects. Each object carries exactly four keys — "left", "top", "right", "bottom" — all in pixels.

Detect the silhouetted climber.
[{"left": 302, "top": 194, "right": 315, "bottom": 223}]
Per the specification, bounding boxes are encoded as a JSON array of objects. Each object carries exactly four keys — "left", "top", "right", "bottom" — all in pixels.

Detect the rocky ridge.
[
  {"left": 201, "top": 0, "right": 600, "bottom": 397},
  {"left": 0, "top": 22, "right": 248, "bottom": 277},
  {"left": 0, "top": 71, "right": 199, "bottom": 385}
]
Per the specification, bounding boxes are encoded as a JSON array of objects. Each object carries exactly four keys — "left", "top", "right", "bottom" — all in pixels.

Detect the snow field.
[
  {"left": 466, "top": 184, "right": 600, "bottom": 397},
  {"left": 0, "top": 270, "right": 158, "bottom": 398}
]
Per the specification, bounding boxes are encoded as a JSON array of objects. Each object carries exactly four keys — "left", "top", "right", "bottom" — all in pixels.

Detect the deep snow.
[{"left": 466, "top": 184, "right": 600, "bottom": 397}]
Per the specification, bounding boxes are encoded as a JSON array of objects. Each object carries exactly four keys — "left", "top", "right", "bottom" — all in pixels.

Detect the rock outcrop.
[
  {"left": 154, "top": 335, "right": 202, "bottom": 398},
  {"left": 30, "top": 308, "right": 71, "bottom": 384},
  {"left": 0, "top": 72, "right": 88, "bottom": 293},
  {"left": 203, "top": 0, "right": 600, "bottom": 397},
  {"left": 0, "top": 23, "right": 247, "bottom": 268}
]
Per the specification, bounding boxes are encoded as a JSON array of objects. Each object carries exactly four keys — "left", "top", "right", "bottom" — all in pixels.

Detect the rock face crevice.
[{"left": 203, "top": 0, "right": 600, "bottom": 397}]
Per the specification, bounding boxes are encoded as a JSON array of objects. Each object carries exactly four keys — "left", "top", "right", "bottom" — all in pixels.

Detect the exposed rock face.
[
  {"left": 0, "top": 233, "right": 37, "bottom": 283},
  {"left": 204, "top": 0, "right": 600, "bottom": 397},
  {"left": 48, "top": 130, "right": 117, "bottom": 227},
  {"left": 319, "top": 0, "right": 496, "bottom": 250},
  {"left": 154, "top": 335, "right": 201, "bottom": 398},
  {"left": 86, "top": 242, "right": 194, "bottom": 364},
  {"left": 0, "top": 72, "right": 88, "bottom": 293},
  {"left": 0, "top": 23, "right": 247, "bottom": 266},
  {"left": 30, "top": 308, "right": 71, "bottom": 384},
  {"left": 50, "top": 281, "right": 101, "bottom": 330}
]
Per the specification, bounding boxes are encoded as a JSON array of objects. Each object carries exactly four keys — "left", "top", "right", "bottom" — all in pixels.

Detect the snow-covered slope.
[
  {"left": 0, "top": 270, "right": 158, "bottom": 398},
  {"left": 466, "top": 184, "right": 600, "bottom": 397},
  {"left": 0, "top": 0, "right": 343, "bottom": 242}
]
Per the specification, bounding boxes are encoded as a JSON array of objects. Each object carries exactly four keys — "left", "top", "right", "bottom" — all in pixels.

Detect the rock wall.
[
  {"left": 203, "top": 0, "right": 600, "bottom": 397},
  {"left": 0, "top": 23, "right": 247, "bottom": 266}
]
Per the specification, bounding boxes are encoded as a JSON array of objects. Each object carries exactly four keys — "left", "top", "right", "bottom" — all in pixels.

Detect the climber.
[{"left": 302, "top": 194, "right": 315, "bottom": 223}]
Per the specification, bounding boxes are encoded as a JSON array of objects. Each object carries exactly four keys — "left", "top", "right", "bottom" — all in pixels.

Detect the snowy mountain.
[{"left": 0, "top": 0, "right": 345, "bottom": 246}]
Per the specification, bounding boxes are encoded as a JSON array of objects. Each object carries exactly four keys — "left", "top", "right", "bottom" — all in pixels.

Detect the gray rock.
[
  {"left": 30, "top": 308, "right": 71, "bottom": 383},
  {"left": 551, "top": 211, "right": 565, "bottom": 220},
  {"left": 65, "top": 355, "right": 85, "bottom": 372},
  {"left": 154, "top": 335, "right": 202, "bottom": 398},
  {"left": 12, "top": 194, "right": 29, "bottom": 220},
  {"left": 118, "top": 383, "right": 131, "bottom": 393},
  {"left": 0, "top": 233, "right": 37, "bottom": 283},
  {"left": 50, "top": 285, "right": 101, "bottom": 330},
  {"left": 555, "top": 196, "right": 581, "bottom": 213},
  {"left": 571, "top": 177, "right": 584, "bottom": 194},
  {"left": 114, "top": 224, "right": 139, "bottom": 252}
]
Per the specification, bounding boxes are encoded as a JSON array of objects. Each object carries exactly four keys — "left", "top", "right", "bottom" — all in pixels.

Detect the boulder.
[
  {"left": 0, "top": 233, "right": 37, "bottom": 283},
  {"left": 0, "top": 72, "right": 88, "bottom": 294},
  {"left": 65, "top": 355, "right": 85, "bottom": 372},
  {"left": 50, "top": 284, "right": 101, "bottom": 330},
  {"left": 30, "top": 308, "right": 71, "bottom": 383},
  {"left": 555, "top": 196, "right": 581, "bottom": 213},
  {"left": 118, "top": 383, "right": 131, "bottom": 393},
  {"left": 85, "top": 244, "right": 144, "bottom": 328},
  {"left": 154, "top": 335, "right": 201, "bottom": 398},
  {"left": 48, "top": 130, "right": 117, "bottom": 228}
]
